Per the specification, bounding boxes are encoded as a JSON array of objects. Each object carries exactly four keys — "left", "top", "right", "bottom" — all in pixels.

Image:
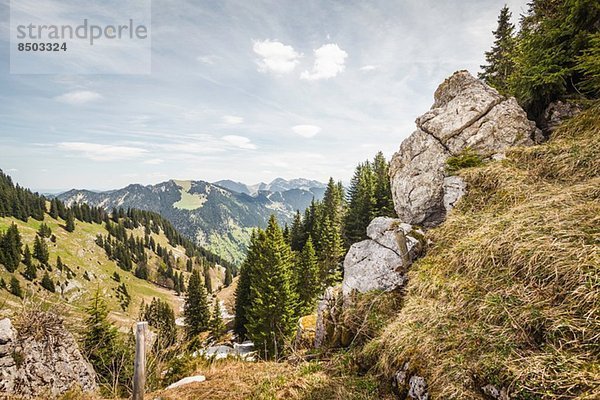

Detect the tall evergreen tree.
[
  {"left": 41, "top": 272, "right": 55, "bottom": 292},
  {"left": 245, "top": 215, "right": 297, "bottom": 359},
  {"left": 183, "top": 270, "right": 210, "bottom": 338},
  {"left": 209, "top": 300, "right": 226, "bottom": 340},
  {"left": 234, "top": 230, "right": 262, "bottom": 339},
  {"left": 65, "top": 210, "right": 75, "bottom": 232},
  {"left": 203, "top": 267, "right": 212, "bottom": 294},
  {"left": 9, "top": 276, "right": 22, "bottom": 298},
  {"left": 344, "top": 162, "right": 376, "bottom": 245},
  {"left": 289, "top": 210, "right": 305, "bottom": 251},
  {"left": 0, "top": 224, "right": 22, "bottom": 272},
  {"left": 478, "top": 5, "right": 516, "bottom": 94},
  {"left": 372, "top": 152, "right": 396, "bottom": 217},
  {"left": 33, "top": 235, "right": 49, "bottom": 265},
  {"left": 293, "top": 236, "right": 320, "bottom": 314},
  {"left": 318, "top": 216, "right": 345, "bottom": 287}
]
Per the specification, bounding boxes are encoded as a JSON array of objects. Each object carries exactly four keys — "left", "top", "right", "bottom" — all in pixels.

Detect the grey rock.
[
  {"left": 314, "top": 285, "right": 342, "bottom": 348},
  {"left": 0, "top": 316, "right": 97, "bottom": 398},
  {"left": 540, "top": 100, "right": 582, "bottom": 136},
  {"left": 443, "top": 176, "right": 466, "bottom": 212},
  {"left": 392, "top": 363, "right": 429, "bottom": 400},
  {"left": 390, "top": 70, "right": 537, "bottom": 227},
  {"left": 342, "top": 217, "right": 424, "bottom": 297},
  {"left": 482, "top": 384, "right": 510, "bottom": 400}
]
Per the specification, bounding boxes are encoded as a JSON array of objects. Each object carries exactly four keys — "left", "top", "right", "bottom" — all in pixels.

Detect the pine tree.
[
  {"left": 478, "top": 5, "right": 516, "bottom": 94},
  {"left": 372, "top": 152, "right": 396, "bottom": 217},
  {"left": 49, "top": 199, "right": 59, "bottom": 219},
  {"left": 0, "top": 224, "right": 22, "bottom": 272},
  {"left": 9, "top": 276, "right": 22, "bottom": 298},
  {"left": 33, "top": 235, "right": 49, "bottom": 265},
  {"left": 234, "top": 230, "right": 261, "bottom": 339},
  {"left": 344, "top": 162, "right": 376, "bottom": 245},
  {"left": 23, "top": 259, "right": 37, "bottom": 281},
  {"left": 143, "top": 297, "right": 176, "bottom": 348},
  {"left": 318, "top": 216, "right": 345, "bottom": 287},
  {"left": 293, "top": 236, "right": 320, "bottom": 314},
  {"left": 245, "top": 215, "right": 297, "bottom": 359},
  {"left": 56, "top": 255, "right": 64, "bottom": 271},
  {"left": 65, "top": 210, "right": 75, "bottom": 232},
  {"left": 183, "top": 269, "right": 210, "bottom": 338},
  {"left": 209, "top": 300, "right": 226, "bottom": 340},
  {"left": 41, "top": 272, "right": 55, "bottom": 292},
  {"left": 23, "top": 244, "right": 32, "bottom": 267},
  {"left": 289, "top": 210, "right": 305, "bottom": 251}
]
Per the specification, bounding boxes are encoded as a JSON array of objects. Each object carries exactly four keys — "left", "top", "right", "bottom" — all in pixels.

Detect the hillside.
[
  {"left": 365, "top": 103, "right": 600, "bottom": 398},
  {"left": 0, "top": 174, "right": 232, "bottom": 329},
  {"left": 58, "top": 178, "right": 326, "bottom": 264}
]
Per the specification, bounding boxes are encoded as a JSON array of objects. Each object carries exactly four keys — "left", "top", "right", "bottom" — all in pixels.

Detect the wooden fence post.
[{"left": 132, "top": 321, "right": 148, "bottom": 400}]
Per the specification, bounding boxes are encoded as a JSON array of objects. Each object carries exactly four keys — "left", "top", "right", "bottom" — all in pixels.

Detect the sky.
[{"left": 0, "top": 0, "right": 529, "bottom": 192}]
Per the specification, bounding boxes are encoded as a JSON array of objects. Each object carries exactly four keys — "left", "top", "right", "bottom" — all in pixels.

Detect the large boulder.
[
  {"left": 390, "top": 70, "right": 538, "bottom": 227},
  {"left": 342, "top": 217, "right": 424, "bottom": 297},
  {"left": 0, "top": 315, "right": 97, "bottom": 398}
]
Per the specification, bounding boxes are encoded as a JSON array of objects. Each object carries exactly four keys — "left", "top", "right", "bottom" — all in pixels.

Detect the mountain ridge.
[{"left": 58, "top": 178, "right": 326, "bottom": 264}]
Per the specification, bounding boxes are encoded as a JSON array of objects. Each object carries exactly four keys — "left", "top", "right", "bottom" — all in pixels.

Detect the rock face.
[
  {"left": 0, "top": 317, "right": 97, "bottom": 398},
  {"left": 342, "top": 217, "right": 424, "bottom": 297},
  {"left": 390, "top": 70, "right": 538, "bottom": 227}
]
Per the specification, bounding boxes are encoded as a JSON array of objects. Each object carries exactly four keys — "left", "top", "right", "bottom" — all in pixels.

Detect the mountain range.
[{"left": 58, "top": 178, "right": 326, "bottom": 264}]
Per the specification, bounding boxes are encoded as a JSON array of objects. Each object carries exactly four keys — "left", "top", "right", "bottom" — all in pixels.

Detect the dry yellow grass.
[
  {"left": 363, "top": 103, "right": 600, "bottom": 399},
  {"left": 150, "top": 358, "right": 391, "bottom": 400}
]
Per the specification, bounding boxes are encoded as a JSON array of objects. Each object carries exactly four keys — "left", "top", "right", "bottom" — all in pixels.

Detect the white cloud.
[
  {"left": 143, "top": 158, "right": 164, "bottom": 165},
  {"left": 222, "top": 115, "right": 244, "bottom": 125},
  {"left": 253, "top": 40, "right": 302, "bottom": 74},
  {"left": 57, "top": 142, "right": 147, "bottom": 161},
  {"left": 222, "top": 135, "right": 257, "bottom": 149},
  {"left": 55, "top": 90, "right": 102, "bottom": 105},
  {"left": 7, "top": 168, "right": 18, "bottom": 172},
  {"left": 292, "top": 125, "right": 321, "bottom": 138},
  {"left": 301, "top": 44, "right": 348, "bottom": 80},
  {"left": 360, "top": 65, "right": 378, "bottom": 71}
]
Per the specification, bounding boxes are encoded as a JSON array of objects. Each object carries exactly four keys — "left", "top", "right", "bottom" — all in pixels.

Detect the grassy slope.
[
  {"left": 364, "top": 104, "right": 600, "bottom": 398},
  {"left": 0, "top": 214, "right": 188, "bottom": 329}
]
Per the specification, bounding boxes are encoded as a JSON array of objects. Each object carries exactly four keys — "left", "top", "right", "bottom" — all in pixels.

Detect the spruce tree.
[
  {"left": 317, "top": 216, "right": 345, "bottom": 287},
  {"left": 65, "top": 210, "right": 75, "bottom": 232},
  {"left": 41, "top": 272, "right": 55, "bottom": 292},
  {"left": 0, "top": 224, "right": 22, "bottom": 272},
  {"left": 245, "top": 215, "right": 297, "bottom": 359},
  {"left": 10, "top": 276, "right": 22, "bottom": 298},
  {"left": 183, "top": 269, "right": 210, "bottom": 338},
  {"left": 344, "top": 162, "right": 376, "bottom": 245},
  {"left": 478, "top": 5, "right": 516, "bottom": 94},
  {"left": 372, "top": 152, "right": 396, "bottom": 217},
  {"left": 234, "top": 230, "right": 262, "bottom": 339},
  {"left": 33, "top": 235, "right": 49, "bottom": 265},
  {"left": 289, "top": 210, "right": 305, "bottom": 251},
  {"left": 23, "top": 259, "right": 37, "bottom": 281},
  {"left": 209, "top": 300, "right": 226, "bottom": 340},
  {"left": 293, "top": 236, "right": 320, "bottom": 314}
]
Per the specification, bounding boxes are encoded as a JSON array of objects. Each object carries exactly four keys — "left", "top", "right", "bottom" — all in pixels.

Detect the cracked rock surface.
[
  {"left": 341, "top": 217, "right": 424, "bottom": 297},
  {"left": 389, "top": 70, "right": 538, "bottom": 227}
]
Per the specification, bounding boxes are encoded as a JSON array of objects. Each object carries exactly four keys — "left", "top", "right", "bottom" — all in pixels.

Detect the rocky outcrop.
[
  {"left": 392, "top": 363, "right": 429, "bottom": 400},
  {"left": 342, "top": 217, "right": 424, "bottom": 297},
  {"left": 0, "top": 316, "right": 97, "bottom": 398},
  {"left": 390, "top": 70, "right": 538, "bottom": 227}
]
